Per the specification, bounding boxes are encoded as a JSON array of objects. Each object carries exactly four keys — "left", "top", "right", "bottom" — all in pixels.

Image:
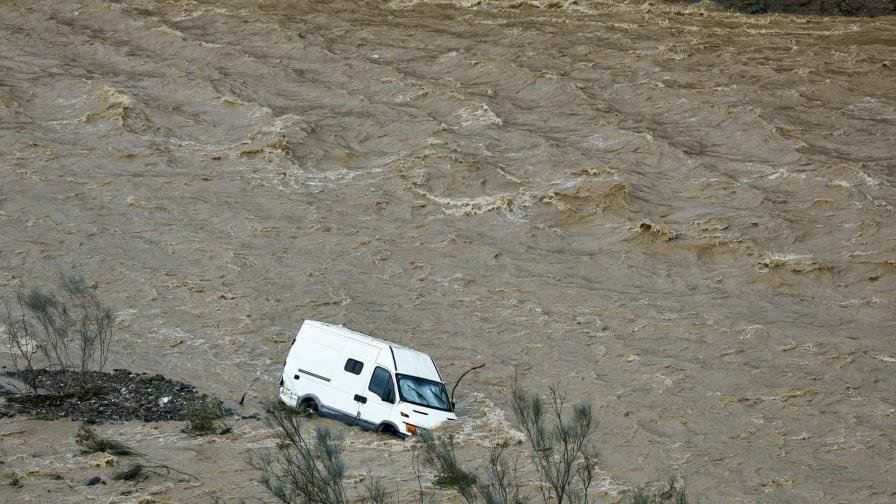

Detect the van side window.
[
  {"left": 344, "top": 358, "right": 364, "bottom": 375},
  {"left": 368, "top": 367, "right": 395, "bottom": 403}
]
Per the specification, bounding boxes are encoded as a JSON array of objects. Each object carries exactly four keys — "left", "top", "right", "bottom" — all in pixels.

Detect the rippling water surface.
[{"left": 1, "top": 1, "right": 894, "bottom": 502}]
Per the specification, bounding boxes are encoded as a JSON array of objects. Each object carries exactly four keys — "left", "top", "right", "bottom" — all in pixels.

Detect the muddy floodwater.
[{"left": 1, "top": 0, "right": 895, "bottom": 502}]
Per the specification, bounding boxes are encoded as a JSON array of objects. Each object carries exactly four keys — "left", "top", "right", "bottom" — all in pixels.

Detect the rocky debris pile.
[
  {"left": 2, "top": 369, "right": 228, "bottom": 423},
  {"left": 683, "top": 0, "right": 896, "bottom": 16}
]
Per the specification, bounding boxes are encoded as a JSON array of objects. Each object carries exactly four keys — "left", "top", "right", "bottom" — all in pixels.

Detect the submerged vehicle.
[{"left": 279, "top": 320, "right": 457, "bottom": 436}]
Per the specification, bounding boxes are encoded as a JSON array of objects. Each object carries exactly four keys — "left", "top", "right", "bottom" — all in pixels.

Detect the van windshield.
[{"left": 396, "top": 374, "right": 452, "bottom": 412}]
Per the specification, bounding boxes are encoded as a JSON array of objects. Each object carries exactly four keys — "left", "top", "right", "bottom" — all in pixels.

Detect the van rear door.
[{"left": 282, "top": 332, "right": 343, "bottom": 408}]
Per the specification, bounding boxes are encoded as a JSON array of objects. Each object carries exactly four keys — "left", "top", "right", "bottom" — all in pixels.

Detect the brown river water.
[{"left": 1, "top": 0, "right": 895, "bottom": 502}]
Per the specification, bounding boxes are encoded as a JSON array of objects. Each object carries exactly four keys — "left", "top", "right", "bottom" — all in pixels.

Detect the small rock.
[{"left": 85, "top": 476, "right": 103, "bottom": 486}]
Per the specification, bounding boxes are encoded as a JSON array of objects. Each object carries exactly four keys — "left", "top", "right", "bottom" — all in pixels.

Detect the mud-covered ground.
[{"left": 1, "top": 0, "right": 894, "bottom": 502}]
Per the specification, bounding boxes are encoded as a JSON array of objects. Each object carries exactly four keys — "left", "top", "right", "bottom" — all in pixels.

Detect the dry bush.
[
  {"left": 418, "top": 431, "right": 478, "bottom": 504},
  {"left": 417, "top": 381, "right": 594, "bottom": 504},
  {"left": 250, "top": 401, "right": 389, "bottom": 504},
  {"left": 250, "top": 391, "right": 695, "bottom": 504},
  {"left": 418, "top": 431, "right": 523, "bottom": 504},
  {"left": 511, "top": 382, "right": 596, "bottom": 504},
  {"left": 478, "top": 442, "right": 524, "bottom": 504},
  {"left": 3, "top": 272, "right": 115, "bottom": 391}
]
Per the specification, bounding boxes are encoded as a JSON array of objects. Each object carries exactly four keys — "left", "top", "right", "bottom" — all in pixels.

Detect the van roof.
[{"left": 304, "top": 320, "right": 442, "bottom": 382}]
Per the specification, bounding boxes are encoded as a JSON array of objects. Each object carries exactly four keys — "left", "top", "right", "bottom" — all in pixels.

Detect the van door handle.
[{"left": 354, "top": 394, "right": 367, "bottom": 404}]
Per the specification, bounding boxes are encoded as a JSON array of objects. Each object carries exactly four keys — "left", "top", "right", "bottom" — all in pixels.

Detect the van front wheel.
[{"left": 376, "top": 423, "right": 399, "bottom": 437}]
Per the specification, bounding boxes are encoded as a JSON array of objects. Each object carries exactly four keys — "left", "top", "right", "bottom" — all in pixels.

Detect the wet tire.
[
  {"left": 298, "top": 399, "right": 318, "bottom": 417},
  {"left": 377, "top": 423, "right": 400, "bottom": 437}
]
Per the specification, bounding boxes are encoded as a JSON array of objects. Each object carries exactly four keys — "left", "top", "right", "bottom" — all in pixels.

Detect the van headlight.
[{"left": 403, "top": 423, "right": 431, "bottom": 435}]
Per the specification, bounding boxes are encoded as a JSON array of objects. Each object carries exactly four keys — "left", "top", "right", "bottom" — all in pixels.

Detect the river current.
[{"left": 1, "top": 1, "right": 894, "bottom": 502}]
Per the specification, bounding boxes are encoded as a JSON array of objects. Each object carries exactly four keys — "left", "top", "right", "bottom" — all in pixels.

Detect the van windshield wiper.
[
  {"left": 406, "top": 384, "right": 426, "bottom": 401},
  {"left": 397, "top": 374, "right": 451, "bottom": 410}
]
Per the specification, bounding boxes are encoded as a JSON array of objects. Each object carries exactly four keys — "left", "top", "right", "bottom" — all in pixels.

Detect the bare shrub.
[
  {"left": 411, "top": 447, "right": 437, "bottom": 504},
  {"left": 3, "top": 298, "right": 40, "bottom": 392},
  {"left": 2, "top": 272, "right": 115, "bottom": 390},
  {"left": 511, "top": 382, "right": 596, "bottom": 504},
  {"left": 478, "top": 442, "right": 524, "bottom": 504},
  {"left": 418, "top": 430, "right": 478, "bottom": 504},
  {"left": 249, "top": 393, "right": 695, "bottom": 504},
  {"left": 362, "top": 478, "right": 391, "bottom": 504},
  {"left": 417, "top": 431, "right": 523, "bottom": 504},
  {"left": 417, "top": 382, "right": 593, "bottom": 504},
  {"left": 250, "top": 401, "right": 388, "bottom": 504}
]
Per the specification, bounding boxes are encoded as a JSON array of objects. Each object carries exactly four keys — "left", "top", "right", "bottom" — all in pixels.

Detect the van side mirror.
[{"left": 451, "top": 401, "right": 456, "bottom": 411}]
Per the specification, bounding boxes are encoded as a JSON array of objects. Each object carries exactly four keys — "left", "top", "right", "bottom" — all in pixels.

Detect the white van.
[{"left": 278, "top": 320, "right": 457, "bottom": 436}]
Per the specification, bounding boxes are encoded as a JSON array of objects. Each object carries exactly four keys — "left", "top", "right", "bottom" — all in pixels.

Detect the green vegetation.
[
  {"left": 254, "top": 385, "right": 696, "bottom": 504},
  {"left": 249, "top": 401, "right": 389, "bottom": 504},
  {"left": 183, "top": 399, "right": 232, "bottom": 436},
  {"left": 418, "top": 431, "right": 478, "bottom": 502},
  {"left": 7, "top": 472, "right": 22, "bottom": 488},
  {"left": 31, "top": 411, "right": 59, "bottom": 421},
  {"left": 416, "top": 381, "right": 594, "bottom": 504},
  {"left": 71, "top": 427, "right": 200, "bottom": 484},
  {"left": 112, "top": 464, "right": 147, "bottom": 482},
  {"left": 4, "top": 275, "right": 694, "bottom": 502},
  {"left": 74, "top": 426, "right": 137, "bottom": 456},
  {"left": 418, "top": 433, "right": 523, "bottom": 504},
  {"left": 511, "top": 383, "right": 596, "bottom": 504}
]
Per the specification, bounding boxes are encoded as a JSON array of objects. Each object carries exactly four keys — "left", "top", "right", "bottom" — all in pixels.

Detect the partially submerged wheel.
[
  {"left": 377, "top": 423, "right": 400, "bottom": 437},
  {"left": 298, "top": 398, "right": 318, "bottom": 417}
]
